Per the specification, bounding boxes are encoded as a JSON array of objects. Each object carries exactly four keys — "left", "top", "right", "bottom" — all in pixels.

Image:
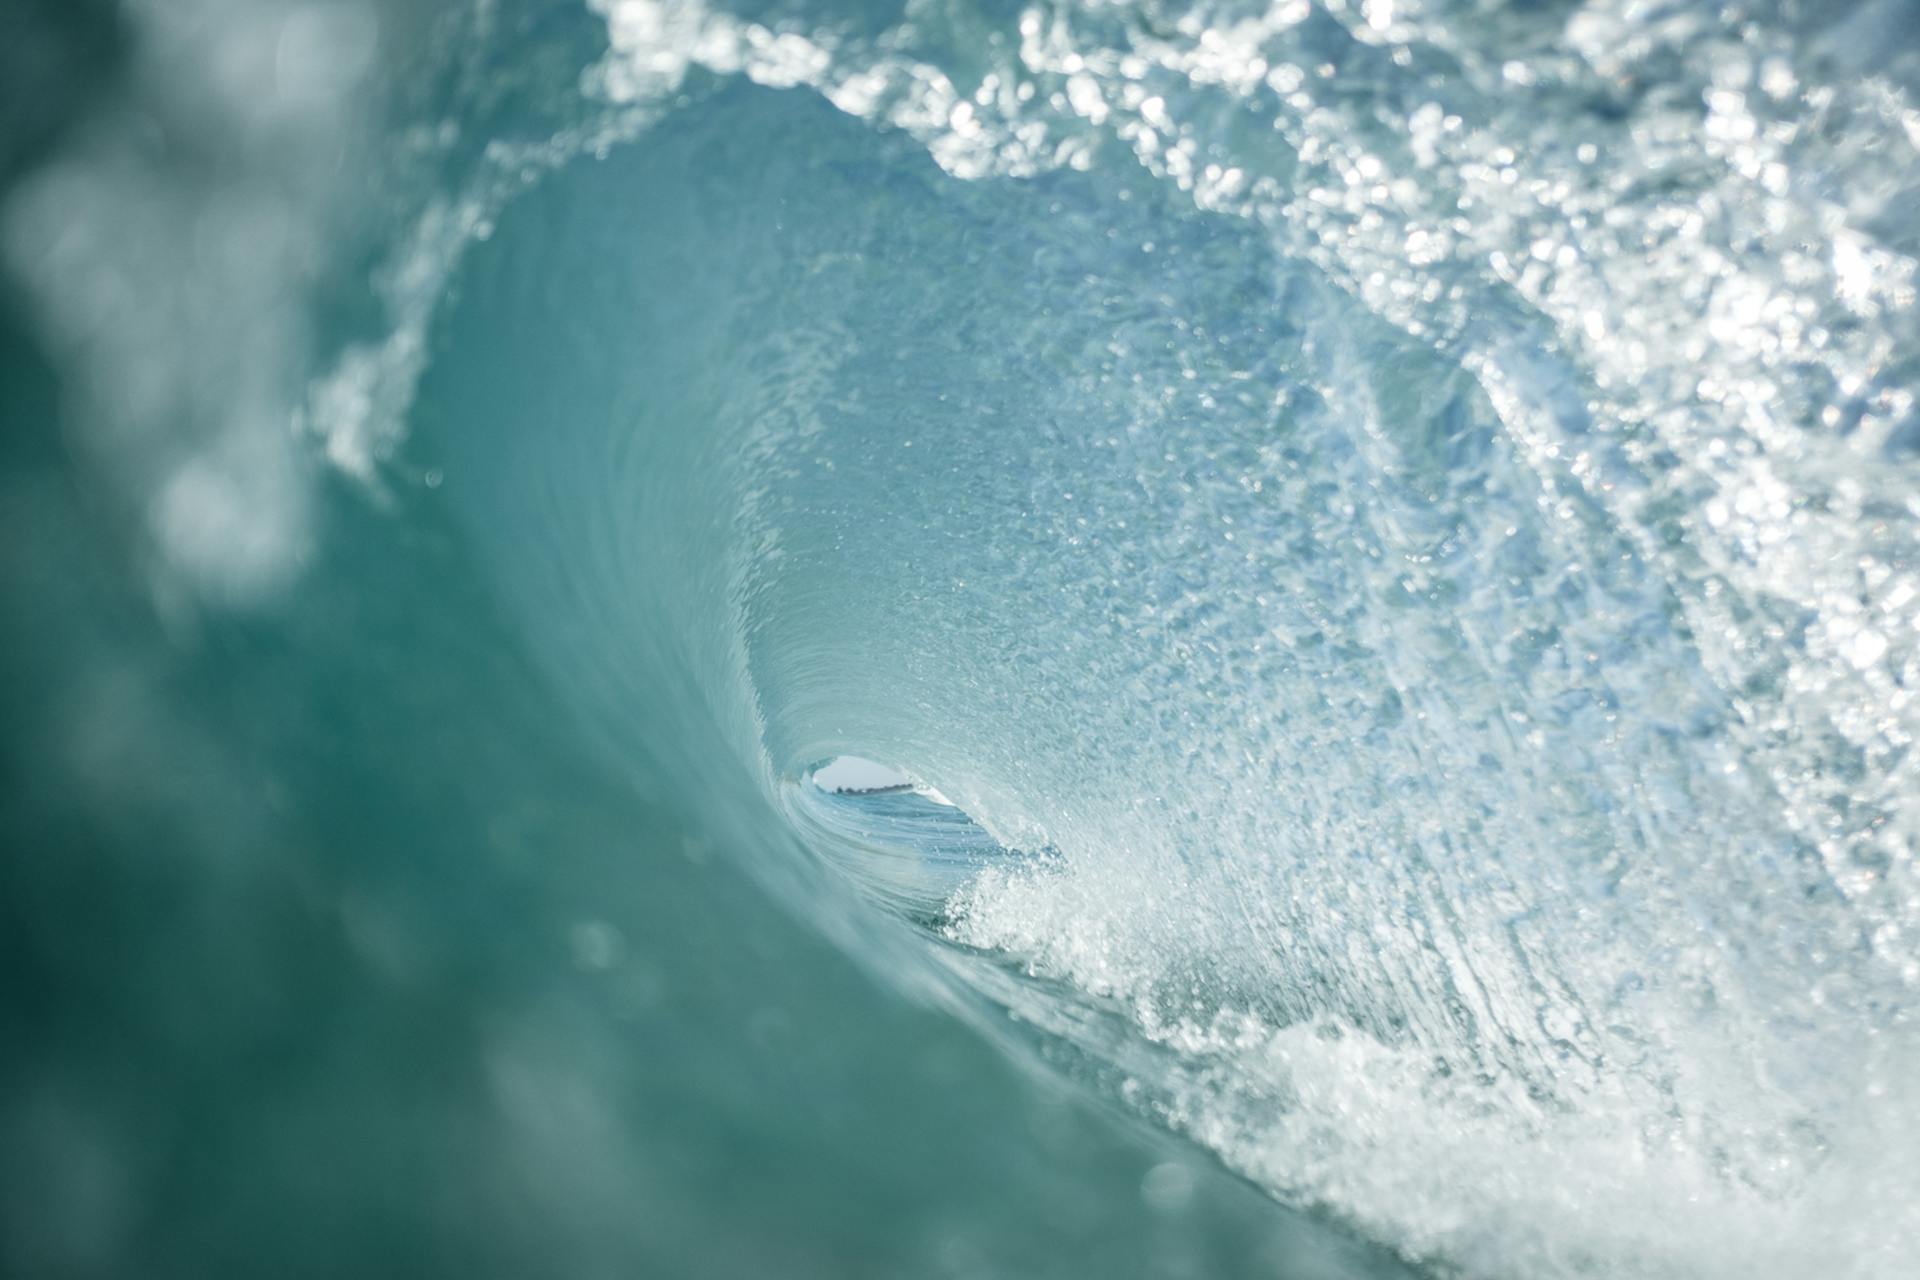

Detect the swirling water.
[{"left": 4, "top": 0, "right": 1920, "bottom": 1276}]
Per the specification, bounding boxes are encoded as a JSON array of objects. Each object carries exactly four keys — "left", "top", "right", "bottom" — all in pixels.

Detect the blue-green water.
[{"left": 5, "top": 0, "right": 1920, "bottom": 1275}]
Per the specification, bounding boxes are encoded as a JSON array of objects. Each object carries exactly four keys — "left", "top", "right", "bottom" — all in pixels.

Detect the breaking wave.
[{"left": 8, "top": 1, "right": 1920, "bottom": 1275}]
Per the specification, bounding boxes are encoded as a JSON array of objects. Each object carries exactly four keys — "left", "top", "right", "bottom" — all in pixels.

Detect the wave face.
[{"left": 6, "top": 0, "right": 1920, "bottom": 1276}]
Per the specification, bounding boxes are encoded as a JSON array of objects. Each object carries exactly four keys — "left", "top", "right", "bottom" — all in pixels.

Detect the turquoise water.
[{"left": 5, "top": 0, "right": 1920, "bottom": 1275}]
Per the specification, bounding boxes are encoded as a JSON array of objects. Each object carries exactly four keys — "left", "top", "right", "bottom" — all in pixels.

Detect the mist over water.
[{"left": 5, "top": 1, "right": 1920, "bottom": 1276}]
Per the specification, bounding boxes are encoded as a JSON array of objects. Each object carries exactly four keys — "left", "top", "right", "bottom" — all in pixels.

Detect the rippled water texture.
[{"left": 5, "top": 1, "right": 1920, "bottom": 1276}]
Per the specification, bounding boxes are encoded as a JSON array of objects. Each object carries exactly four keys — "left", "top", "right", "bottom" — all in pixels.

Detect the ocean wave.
[{"left": 6, "top": 1, "right": 1919, "bottom": 1275}]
